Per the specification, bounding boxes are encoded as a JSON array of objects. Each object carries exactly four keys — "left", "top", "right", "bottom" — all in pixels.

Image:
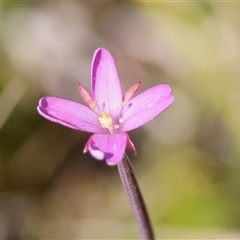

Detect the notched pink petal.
[
  {"left": 122, "top": 81, "right": 142, "bottom": 107},
  {"left": 121, "top": 84, "right": 174, "bottom": 131},
  {"left": 88, "top": 141, "right": 105, "bottom": 160},
  {"left": 88, "top": 133, "right": 127, "bottom": 166},
  {"left": 91, "top": 48, "right": 122, "bottom": 118},
  {"left": 90, "top": 149, "right": 105, "bottom": 160},
  {"left": 83, "top": 135, "right": 105, "bottom": 160},
  {"left": 37, "top": 97, "right": 106, "bottom": 134}
]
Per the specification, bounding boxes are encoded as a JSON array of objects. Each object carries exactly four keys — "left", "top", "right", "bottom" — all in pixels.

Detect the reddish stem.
[{"left": 117, "top": 154, "right": 155, "bottom": 240}]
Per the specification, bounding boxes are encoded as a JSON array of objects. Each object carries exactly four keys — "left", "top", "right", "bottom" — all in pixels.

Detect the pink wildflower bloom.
[{"left": 37, "top": 48, "right": 174, "bottom": 165}]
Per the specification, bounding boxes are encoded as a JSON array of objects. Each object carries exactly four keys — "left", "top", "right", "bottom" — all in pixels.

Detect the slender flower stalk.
[{"left": 118, "top": 154, "right": 155, "bottom": 240}]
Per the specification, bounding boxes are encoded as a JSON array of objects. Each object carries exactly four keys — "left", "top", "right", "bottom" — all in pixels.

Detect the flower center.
[
  {"left": 99, "top": 111, "right": 113, "bottom": 129},
  {"left": 98, "top": 111, "right": 124, "bottom": 130}
]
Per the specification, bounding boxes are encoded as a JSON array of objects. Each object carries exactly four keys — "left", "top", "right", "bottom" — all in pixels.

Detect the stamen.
[
  {"left": 119, "top": 118, "right": 124, "bottom": 123},
  {"left": 114, "top": 124, "right": 120, "bottom": 129}
]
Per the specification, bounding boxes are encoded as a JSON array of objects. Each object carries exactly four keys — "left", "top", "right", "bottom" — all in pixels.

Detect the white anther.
[{"left": 119, "top": 118, "right": 124, "bottom": 123}]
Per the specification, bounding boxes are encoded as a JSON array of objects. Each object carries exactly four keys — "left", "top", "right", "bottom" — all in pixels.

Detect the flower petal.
[
  {"left": 88, "top": 133, "right": 127, "bottom": 165},
  {"left": 91, "top": 48, "right": 123, "bottom": 118},
  {"left": 121, "top": 84, "right": 174, "bottom": 131},
  {"left": 37, "top": 97, "right": 106, "bottom": 134}
]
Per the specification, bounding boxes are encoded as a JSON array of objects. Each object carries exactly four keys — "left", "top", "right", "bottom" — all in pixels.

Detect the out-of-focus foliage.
[{"left": 0, "top": 1, "right": 240, "bottom": 239}]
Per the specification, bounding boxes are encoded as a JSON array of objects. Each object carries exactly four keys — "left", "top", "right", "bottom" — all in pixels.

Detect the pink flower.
[{"left": 37, "top": 48, "right": 174, "bottom": 165}]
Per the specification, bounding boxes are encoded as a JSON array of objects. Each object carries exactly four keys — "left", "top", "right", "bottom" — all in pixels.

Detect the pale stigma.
[{"left": 99, "top": 111, "right": 113, "bottom": 129}]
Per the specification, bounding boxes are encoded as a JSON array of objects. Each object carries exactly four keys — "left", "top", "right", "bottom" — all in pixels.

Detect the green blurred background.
[{"left": 1, "top": 1, "right": 240, "bottom": 239}]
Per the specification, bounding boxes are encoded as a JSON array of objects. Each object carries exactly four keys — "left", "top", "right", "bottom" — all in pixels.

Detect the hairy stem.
[{"left": 117, "top": 154, "right": 155, "bottom": 240}]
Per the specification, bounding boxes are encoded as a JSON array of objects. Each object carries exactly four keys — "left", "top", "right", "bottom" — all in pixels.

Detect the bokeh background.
[{"left": 1, "top": 1, "right": 240, "bottom": 239}]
